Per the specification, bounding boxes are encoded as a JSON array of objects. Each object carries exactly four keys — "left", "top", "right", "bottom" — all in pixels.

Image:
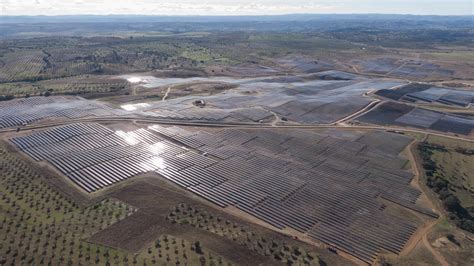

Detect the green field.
[
  {"left": 430, "top": 149, "right": 474, "bottom": 203},
  {"left": 423, "top": 51, "right": 474, "bottom": 62},
  {"left": 418, "top": 135, "right": 474, "bottom": 233}
]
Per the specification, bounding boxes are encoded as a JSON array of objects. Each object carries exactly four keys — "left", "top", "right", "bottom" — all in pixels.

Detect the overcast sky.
[{"left": 1, "top": 0, "right": 472, "bottom": 16}]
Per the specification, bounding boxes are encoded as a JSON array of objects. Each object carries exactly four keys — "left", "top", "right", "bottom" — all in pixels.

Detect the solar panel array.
[
  {"left": 11, "top": 123, "right": 194, "bottom": 192},
  {"left": 147, "top": 126, "right": 435, "bottom": 263},
  {"left": 143, "top": 107, "right": 273, "bottom": 123},
  {"left": 403, "top": 87, "right": 474, "bottom": 107},
  {"left": 376, "top": 84, "right": 473, "bottom": 107},
  {"left": 358, "top": 101, "right": 474, "bottom": 135},
  {"left": 0, "top": 96, "right": 126, "bottom": 129},
  {"left": 12, "top": 123, "right": 436, "bottom": 263},
  {"left": 128, "top": 79, "right": 402, "bottom": 124}
]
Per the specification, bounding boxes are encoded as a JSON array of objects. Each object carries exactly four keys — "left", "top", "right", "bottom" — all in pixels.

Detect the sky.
[{"left": 0, "top": 0, "right": 472, "bottom": 16}]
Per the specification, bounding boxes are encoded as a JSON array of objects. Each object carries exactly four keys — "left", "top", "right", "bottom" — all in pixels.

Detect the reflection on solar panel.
[
  {"left": 10, "top": 123, "right": 192, "bottom": 192},
  {"left": 149, "top": 126, "right": 437, "bottom": 263},
  {"left": 12, "top": 124, "right": 437, "bottom": 263},
  {"left": 0, "top": 96, "right": 126, "bottom": 129}
]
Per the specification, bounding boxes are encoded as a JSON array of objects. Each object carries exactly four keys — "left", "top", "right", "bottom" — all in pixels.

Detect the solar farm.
[
  {"left": 1, "top": 65, "right": 473, "bottom": 265},
  {"left": 114, "top": 73, "right": 406, "bottom": 124},
  {"left": 9, "top": 121, "right": 440, "bottom": 263}
]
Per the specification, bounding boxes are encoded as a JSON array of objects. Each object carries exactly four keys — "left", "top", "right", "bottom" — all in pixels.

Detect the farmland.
[
  {"left": 0, "top": 145, "right": 139, "bottom": 265},
  {"left": 1, "top": 22, "right": 473, "bottom": 92}
]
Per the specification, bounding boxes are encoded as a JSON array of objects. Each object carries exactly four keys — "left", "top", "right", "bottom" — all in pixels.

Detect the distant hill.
[
  {"left": 0, "top": 14, "right": 472, "bottom": 43},
  {"left": 1, "top": 14, "right": 472, "bottom": 23}
]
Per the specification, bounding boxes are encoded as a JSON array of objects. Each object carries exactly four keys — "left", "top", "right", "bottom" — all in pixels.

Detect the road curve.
[{"left": 404, "top": 139, "right": 449, "bottom": 266}]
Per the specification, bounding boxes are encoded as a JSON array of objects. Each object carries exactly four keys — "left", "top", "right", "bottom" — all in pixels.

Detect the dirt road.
[
  {"left": 162, "top": 86, "right": 171, "bottom": 101},
  {"left": 405, "top": 138, "right": 450, "bottom": 266}
]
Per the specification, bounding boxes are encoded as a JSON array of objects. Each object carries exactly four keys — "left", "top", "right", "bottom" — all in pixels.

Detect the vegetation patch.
[
  {"left": 167, "top": 203, "right": 324, "bottom": 265},
  {"left": 418, "top": 142, "right": 474, "bottom": 233},
  {"left": 140, "top": 234, "right": 231, "bottom": 266}
]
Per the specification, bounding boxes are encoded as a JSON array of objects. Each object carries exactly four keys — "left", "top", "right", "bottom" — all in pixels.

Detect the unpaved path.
[
  {"left": 423, "top": 231, "right": 449, "bottom": 266},
  {"left": 334, "top": 82, "right": 409, "bottom": 125},
  {"left": 269, "top": 110, "right": 281, "bottom": 127},
  {"left": 334, "top": 100, "right": 380, "bottom": 125},
  {"left": 404, "top": 137, "right": 449, "bottom": 266},
  {"left": 162, "top": 86, "right": 171, "bottom": 101}
]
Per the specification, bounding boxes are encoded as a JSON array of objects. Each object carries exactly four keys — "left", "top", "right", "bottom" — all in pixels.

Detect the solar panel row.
[
  {"left": 358, "top": 102, "right": 474, "bottom": 135},
  {"left": 0, "top": 96, "right": 126, "bottom": 129}
]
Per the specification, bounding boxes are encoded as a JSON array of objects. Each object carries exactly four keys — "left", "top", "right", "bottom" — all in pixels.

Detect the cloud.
[
  {"left": 0, "top": 0, "right": 472, "bottom": 16},
  {"left": 1, "top": 1, "right": 336, "bottom": 15}
]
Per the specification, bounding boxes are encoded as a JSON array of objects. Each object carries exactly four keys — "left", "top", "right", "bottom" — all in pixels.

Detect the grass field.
[
  {"left": 423, "top": 51, "right": 474, "bottom": 63},
  {"left": 430, "top": 149, "right": 474, "bottom": 204},
  {"left": 424, "top": 136, "right": 474, "bottom": 208},
  {"left": 427, "top": 217, "right": 474, "bottom": 266},
  {"left": 418, "top": 135, "right": 474, "bottom": 233},
  {"left": 426, "top": 135, "right": 474, "bottom": 150}
]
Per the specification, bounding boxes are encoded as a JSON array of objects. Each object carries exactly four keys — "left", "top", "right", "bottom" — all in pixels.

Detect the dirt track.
[
  {"left": 404, "top": 137, "right": 449, "bottom": 266},
  {"left": 162, "top": 86, "right": 171, "bottom": 101}
]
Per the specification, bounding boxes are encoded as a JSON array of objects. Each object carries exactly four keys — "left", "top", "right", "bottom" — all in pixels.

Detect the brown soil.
[
  {"left": 88, "top": 178, "right": 277, "bottom": 265},
  {"left": 396, "top": 139, "right": 449, "bottom": 266},
  {"left": 88, "top": 177, "right": 352, "bottom": 265},
  {"left": 162, "top": 82, "right": 238, "bottom": 100}
]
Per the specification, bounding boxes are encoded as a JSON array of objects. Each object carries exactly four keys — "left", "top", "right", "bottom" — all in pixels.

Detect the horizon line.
[{"left": 1, "top": 13, "right": 473, "bottom": 17}]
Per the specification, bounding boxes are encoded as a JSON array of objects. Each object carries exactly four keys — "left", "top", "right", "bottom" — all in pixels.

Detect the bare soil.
[{"left": 88, "top": 177, "right": 352, "bottom": 265}]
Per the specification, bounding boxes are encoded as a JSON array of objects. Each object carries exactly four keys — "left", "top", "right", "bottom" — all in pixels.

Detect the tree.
[
  {"left": 446, "top": 234, "right": 460, "bottom": 246},
  {"left": 199, "top": 256, "right": 206, "bottom": 266},
  {"left": 433, "top": 179, "right": 448, "bottom": 193},
  {"left": 194, "top": 241, "right": 203, "bottom": 254},
  {"left": 444, "top": 195, "right": 461, "bottom": 214},
  {"left": 459, "top": 219, "right": 474, "bottom": 233}
]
